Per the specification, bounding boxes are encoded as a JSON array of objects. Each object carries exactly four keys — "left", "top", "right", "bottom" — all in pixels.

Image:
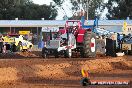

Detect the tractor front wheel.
[
  {"left": 64, "top": 49, "right": 72, "bottom": 58},
  {"left": 42, "top": 47, "right": 48, "bottom": 58},
  {"left": 54, "top": 49, "right": 59, "bottom": 58}
]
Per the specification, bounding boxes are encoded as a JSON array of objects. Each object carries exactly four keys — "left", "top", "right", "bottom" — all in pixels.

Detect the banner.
[
  {"left": 42, "top": 27, "right": 59, "bottom": 32},
  {"left": 19, "top": 31, "right": 30, "bottom": 35},
  {"left": 123, "top": 21, "right": 127, "bottom": 31}
]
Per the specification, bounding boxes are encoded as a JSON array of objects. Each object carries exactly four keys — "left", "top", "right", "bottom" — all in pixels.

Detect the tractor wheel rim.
[
  {"left": 68, "top": 49, "right": 72, "bottom": 57},
  {"left": 91, "top": 38, "right": 96, "bottom": 52}
]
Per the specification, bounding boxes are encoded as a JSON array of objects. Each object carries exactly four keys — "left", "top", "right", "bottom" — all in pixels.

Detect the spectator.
[
  {"left": 0, "top": 34, "right": 3, "bottom": 53},
  {"left": 3, "top": 42, "right": 7, "bottom": 53},
  {"left": 17, "top": 41, "right": 22, "bottom": 52}
]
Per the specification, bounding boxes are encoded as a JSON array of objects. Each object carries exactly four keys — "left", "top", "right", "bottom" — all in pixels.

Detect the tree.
[
  {"left": 37, "top": 4, "right": 57, "bottom": 20},
  {"left": 52, "top": 0, "right": 104, "bottom": 20},
  {"left": 106, "top": 0, "right": 132, "bottom": 20},
  {"left": 0, "top": 0, "right": 32, "bottom": 19},
  {"left": 0, "top": 0, "right": 58, "bottom": 20},
  {"left": 70, "top": 0, "right": 104, "bottom": 20},
  {"left": 53, "top": 0, "right": 64, "bottom": 6}
]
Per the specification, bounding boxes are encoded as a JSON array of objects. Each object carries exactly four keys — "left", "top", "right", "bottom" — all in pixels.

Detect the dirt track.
[{"left": 0, "top": 52, "right": 131, "bottom": 88}]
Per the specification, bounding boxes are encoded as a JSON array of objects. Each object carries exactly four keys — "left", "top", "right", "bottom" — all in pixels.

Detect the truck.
[
  {"left": 2, "top": 34, "right": 33, "bottom": 52},
  {"left": 120, "top": 34, "right": 132, "bottom": 55},
  {"left": 116, "top": 21, "right": 132, "bottom": 55},
  {"left": 41, "top": 15, "right": 98, "bottom": 58}
]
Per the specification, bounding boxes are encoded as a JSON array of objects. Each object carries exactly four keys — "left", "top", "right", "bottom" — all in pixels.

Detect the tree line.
[
  {"left": 0, "top": 0, "right": 57, "bottom": 20},
  {"left": 0, "top": 0, "right": 131, "bottom": 20},
  {"left": 68, "top": 0, "right": 132, "bottom": 20}
]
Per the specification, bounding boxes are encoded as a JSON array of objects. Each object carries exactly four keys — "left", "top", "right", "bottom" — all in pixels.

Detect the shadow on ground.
[
  {"left": 111, "top": 61, "right": 132, "bottom": 70},
  {"left": 0, "top": 51, "right": 42, "bottom": 59}
]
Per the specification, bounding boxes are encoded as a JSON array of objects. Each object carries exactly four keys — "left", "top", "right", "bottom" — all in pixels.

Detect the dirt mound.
[
  {"left": 0, "top": 67, "right": 18, "bottom": 82},
  {"left": 80, "top": 56, "right": 132, "bottom": 73}
]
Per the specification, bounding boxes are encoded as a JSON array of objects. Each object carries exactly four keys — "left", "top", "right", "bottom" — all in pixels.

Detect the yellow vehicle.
[
  {"left": 121, "top": 34, "right": 132, "bottom": 55},
  {"left": 2, "top": 34, "right": 33, "bottom": 51},
  {"left": 2, "top": 36, "right": 15, "bottom": 43}
]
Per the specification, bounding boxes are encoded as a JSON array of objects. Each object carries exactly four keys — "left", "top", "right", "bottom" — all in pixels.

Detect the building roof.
[
  {"left": 0, "top": 20, "right": 132, "bottom": 27},
  {"left": 98, "top": 20, "right": 132, "bottom": 26},
  {"left": 0, "top": 20, "right": 66, "bottom": 27}
]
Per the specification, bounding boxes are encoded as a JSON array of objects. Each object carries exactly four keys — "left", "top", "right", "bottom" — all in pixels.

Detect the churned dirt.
[{"left": 0, "top": 52, "right": 131, "bottom": 88}]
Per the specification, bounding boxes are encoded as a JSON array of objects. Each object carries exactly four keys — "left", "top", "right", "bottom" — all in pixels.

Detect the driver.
[{"left": 72, "top": 24, "right": 78, "bottom": 34}]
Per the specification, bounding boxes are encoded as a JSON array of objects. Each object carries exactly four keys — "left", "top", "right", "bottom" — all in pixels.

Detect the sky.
[{"left": 32, "top": 0, "right": 108, "bottom": 20}]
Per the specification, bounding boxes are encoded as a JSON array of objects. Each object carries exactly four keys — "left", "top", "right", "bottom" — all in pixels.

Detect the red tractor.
[{"left": 42, "top": 17, "right": 97, "bottom": 58}]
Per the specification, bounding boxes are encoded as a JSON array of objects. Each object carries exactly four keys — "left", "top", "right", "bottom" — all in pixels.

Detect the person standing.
[
  {"left": 17, "top": 41, "right": 22, "bottom": 52},
  {"left": 0, "top": 34, "right": 4, "bottom": 53},
  {"left": 3, "top": 43, "right": 7, "bottom": 53}
]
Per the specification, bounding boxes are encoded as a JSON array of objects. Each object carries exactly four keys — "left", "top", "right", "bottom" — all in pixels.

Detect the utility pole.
[
  {"left": 86, "top": 0, "right": 89, "bottom": 20},
  {"left": 86, "top": 0, "right": 92, "bottom": 20}
]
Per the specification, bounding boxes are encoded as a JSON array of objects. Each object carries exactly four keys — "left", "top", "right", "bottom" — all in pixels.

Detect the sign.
[
  {"left": 123, "top": 21, "right": 127, "bottom": 31},
  {"left": 42, "top": 27, "right": 59, "bottom": 32},
  {"left": 19, "top": 31, "right": 30, "bottom": 35}
]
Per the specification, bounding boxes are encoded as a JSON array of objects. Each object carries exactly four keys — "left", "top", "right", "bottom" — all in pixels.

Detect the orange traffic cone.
[{"left": 81, "top": 68, "right": 89, "bottom": 78}]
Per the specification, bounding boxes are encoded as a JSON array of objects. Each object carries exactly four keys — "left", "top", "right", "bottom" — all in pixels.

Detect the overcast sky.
[{"left": 32, "top": 0, "right": 108, "bottom": 20}]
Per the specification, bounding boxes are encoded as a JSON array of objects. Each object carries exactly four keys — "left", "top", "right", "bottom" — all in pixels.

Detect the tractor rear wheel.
[{"left": 83, "top": 31, "right": 97, "bottom": 58}]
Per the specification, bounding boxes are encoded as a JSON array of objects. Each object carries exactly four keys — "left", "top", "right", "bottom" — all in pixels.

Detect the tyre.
[
  {"left": 83, "top": 31, "right": 97, "bottom": 58},
  {"left": 54, "top": 49, "right": 59, "bottom": 58},
  {"left": 42, "top": 47, "right": 48, "bottom": 58},
  {"left": 11, "top": 44, "right": 17, "bottom": 52},
  {"left": 0, "top": 46, "right": 3, "bottom": 53},
  {"left": 64, "top": 49, "right": 72, "bottom": 58},
  {"left": 128, "top": 50, "right": 132, "bottom": 55},
  {"left": 0, "top": 42, "right": 3, "bottom": 53},
  {"left": 80, "top": 47, "right": 85, "bottom": 58},
  {"left": 123, "top": 50, "right": 132, "bottom": 55}
]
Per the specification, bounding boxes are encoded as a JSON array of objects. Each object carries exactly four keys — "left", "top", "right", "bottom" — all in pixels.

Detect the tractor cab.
[{"left": 65, "top": 20, "right": 81, "bottom": 33}]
